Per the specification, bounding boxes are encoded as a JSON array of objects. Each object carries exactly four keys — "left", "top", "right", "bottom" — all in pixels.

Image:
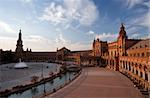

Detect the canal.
[{"left": 5, "top": 71, "right": 78, "bottom": 98}]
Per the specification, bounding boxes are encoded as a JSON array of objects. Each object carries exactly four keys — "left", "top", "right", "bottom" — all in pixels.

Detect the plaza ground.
[{"left": 46, "top": 67, "right": 143, "bottom": 98}]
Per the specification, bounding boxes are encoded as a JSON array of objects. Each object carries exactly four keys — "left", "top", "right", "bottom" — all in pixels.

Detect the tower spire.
[
  {"left": 118, "top": 23, "right": 127, "bottom": 38},
  {"left": 120, "top": 23, "right": 125, "bottom": 31},
  {"left": 15, "top": 29, "right": 24, "bottom": 52},
  {"left": 19, "top": 29, "right": 22, "bottom": 40}
]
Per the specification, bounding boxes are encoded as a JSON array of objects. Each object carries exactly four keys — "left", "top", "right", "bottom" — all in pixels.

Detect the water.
[
  {"left": 0, "top": 63, "right": 59, "bottom": 90},
  {"left": 7, "top": 72, "right": 77, "bottom": 98}
]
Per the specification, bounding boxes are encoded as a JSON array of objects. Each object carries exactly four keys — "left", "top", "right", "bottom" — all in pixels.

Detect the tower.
[
  {"left": 118, "top": 23, "right": 127, "bottom": 39},
  {"left": 117, "top": 23, "right": 127, "bottom": 56},
  {"left": 15, "top": 29, "right": 24, "bottom": 60}
]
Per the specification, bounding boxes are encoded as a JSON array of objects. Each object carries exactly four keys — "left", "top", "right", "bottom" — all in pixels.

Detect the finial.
[
  {"left": 26, "top": 48, "right": 28, "bottom": 51},
  {"left": 19, "top": 29, "right": 21, "bottom": 33},
  {"left": 120, "top": 22, "right": 125, "bottom": 30},
  {"left": 94, "top": 38, "right": 95, "bottom": 42},
  {"left": 121, "top": 22, "right": 123, "bottom": 26}
]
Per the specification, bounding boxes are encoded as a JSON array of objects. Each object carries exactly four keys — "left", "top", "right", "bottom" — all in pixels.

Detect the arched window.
[
  {"left": 129, "top": 65, "right": 131, "bottom": 71},
  {"left": 136, "top": 70, "right": 138, "bottom": 75},
  {"left": 132, "top": 67, "right": 134, "bottom": 73},
  {"left": 145, "top": 73, "right": 148, "bottom": 81},
  {"left": 140, "top": 72, "right": 143, "bottom": 78},
  {"left": 141, "top": 53, "right": 144, "bottom": 57}
]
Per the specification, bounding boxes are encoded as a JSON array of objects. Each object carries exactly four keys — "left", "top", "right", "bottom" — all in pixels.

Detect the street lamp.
[{"left": 41, "top": 64, "right": 46, "bottom": 95}]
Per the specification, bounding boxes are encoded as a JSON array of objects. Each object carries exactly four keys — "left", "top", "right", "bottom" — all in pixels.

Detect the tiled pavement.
[{"left": 44, "top": 67, "right": 143, "bottom": 98}]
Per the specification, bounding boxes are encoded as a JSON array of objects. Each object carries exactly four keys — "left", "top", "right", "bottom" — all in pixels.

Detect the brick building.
[{"left": 92, "top": 23, "right": 150, "bottom": 90}]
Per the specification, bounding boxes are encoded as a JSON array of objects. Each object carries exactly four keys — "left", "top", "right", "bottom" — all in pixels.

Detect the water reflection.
[
  {"left": 31, "top": 87, "right": 38, "bottom": 96},
  {"left": 8, "top": 72, "right": 77, "bottom": 98}
]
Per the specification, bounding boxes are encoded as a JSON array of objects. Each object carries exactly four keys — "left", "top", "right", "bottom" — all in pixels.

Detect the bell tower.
[
  {"left": 15, "top": 29, "right": 24, "bottom": 60},
  {"left": 118, "top": 23, "right": 127, "bottom": 39},
  {"left": 117, "top": 23, "right": 127, "bottom": 56}
]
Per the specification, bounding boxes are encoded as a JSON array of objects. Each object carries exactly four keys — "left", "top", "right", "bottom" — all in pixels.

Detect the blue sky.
[{"left": 0, "top": 0, "right": 149, "bottom": 51}]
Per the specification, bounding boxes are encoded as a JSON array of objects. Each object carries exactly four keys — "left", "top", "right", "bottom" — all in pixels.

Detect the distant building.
[{"left": 0, "top": 30, "right": 56, "bottom": 63}]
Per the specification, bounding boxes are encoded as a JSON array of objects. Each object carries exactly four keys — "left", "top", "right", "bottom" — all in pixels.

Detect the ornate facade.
[{"left": 92, "top": 23, "right": 150, "bottom": 90}]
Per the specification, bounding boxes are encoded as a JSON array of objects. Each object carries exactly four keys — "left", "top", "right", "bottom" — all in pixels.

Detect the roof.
[
  {"left": 127, "top": 39, "right": 150, "bottom": 50},
  {"left": 58, "top": 47, "right": 70, "bottom": 52},
  {"left": 71, "top": 50, "right": 92, "bottom": 53}
]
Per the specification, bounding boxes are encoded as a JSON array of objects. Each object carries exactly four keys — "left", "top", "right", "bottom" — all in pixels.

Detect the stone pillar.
[
  {"left": 142, "top": 71, "right": 145, "bottom": 80},
  {"left": 138, "top": 66, "right": 140, "bottom": 77},
  {"left": 134, "top": 66, "right": 136, "bottom": 74}
]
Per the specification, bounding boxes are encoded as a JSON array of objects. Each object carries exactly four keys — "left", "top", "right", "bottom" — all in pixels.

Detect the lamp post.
[{"left": 41, "top": 64, "right": 46, "bottom": 95}]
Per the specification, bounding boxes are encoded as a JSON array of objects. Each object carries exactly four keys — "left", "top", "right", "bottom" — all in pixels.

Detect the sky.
[{"left": 0, "top": 0, "right": 149, "bottom": 51}]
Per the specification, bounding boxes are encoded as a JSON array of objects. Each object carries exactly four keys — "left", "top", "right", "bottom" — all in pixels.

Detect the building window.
[
  {"left": 134, "top": 53, "right": 136, "bottom": 56},
  {"left": 137, "top": 53, "right": 140, "bottom": 57},
  {"left": 141, "top": 53, "right": 144, "bottom": 57},
  {"left": 132, "top": 68, "right": 134, "bottom": 73},
  {"left": 147, "top": 52, "right": 150, "bottom": 57},
  {"left": 140, "top": 72, "right": 143, "bottom": 78},
  {"left": 140, "top": 45, "right": 142, "bottom": 48},
  {"left": 136, "top": 70, "right": 138, "bottom": 75},
  {"left": 89, "top": 59, "right": 91, "bottom": 64},
  {"left": 145, "top": 73, "right": 148, "bottom": 81},
  {"left": 129, "top": 65, "right": 131, "bottom": 71}
]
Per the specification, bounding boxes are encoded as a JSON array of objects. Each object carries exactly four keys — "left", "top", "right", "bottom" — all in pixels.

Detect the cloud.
[
  {"left": 0, "top": 36, "right": 16, "bottom": 50},
  {"left": 0, "top": 33, "right": 90, "bottom": 51},
  {"left": 126, "top": 0, "right": 144, "bottom": 8},
  {"left": 116, "top": 0, "right": 144, "bottom": 8},
  {"left": 119, "top": 0, "right": 150, "bottom": 35},
  {"left": 67, "top": 42, "right": 91, "bottom": 51},
  {"left": 143, "top": 1, "right": 150, "bottom": 8},
  {"left": 86, "top": 30, "right": 95, "bottom": 35},
  {"left": 86, "top": 30, "right": 118, "bottom": 42},
  {"left": 40, "top": 2, "right": 66, "bottom": 25},
  {"left": 126, "top": 10, "right": 150, "bottom": 33},
  {"left": 40, "top": 0, "right": 99, "bottom": 26},
  {"left": 19, "top": 0, "right": 33, "bottom": 3},
  {"left": 95, "top": 33, "right": 118, "bottom": 41},
  {"left": 137, "top": 12, "right": 150, "bottom": 32},
  {"left": 0, "top": 20, "right": 15, "bottom": 34},
  {"left": 23, "top": 35, "right": 55, "bottom": 51},
  {"left": 54, "top": 32, "right": 91, "bottom": 50},
  {"left": 55, "top": 32, "right": 68, "bottom": 45}
]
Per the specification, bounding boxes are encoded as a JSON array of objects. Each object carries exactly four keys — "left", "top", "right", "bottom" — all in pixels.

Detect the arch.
[{"left": 145, "top": 73, "right": 148, "bottom": 81}]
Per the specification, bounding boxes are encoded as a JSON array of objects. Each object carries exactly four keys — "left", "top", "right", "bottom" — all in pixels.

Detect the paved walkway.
[{"left": 45, "top": 67, "right": 143, "bottom": 98}]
